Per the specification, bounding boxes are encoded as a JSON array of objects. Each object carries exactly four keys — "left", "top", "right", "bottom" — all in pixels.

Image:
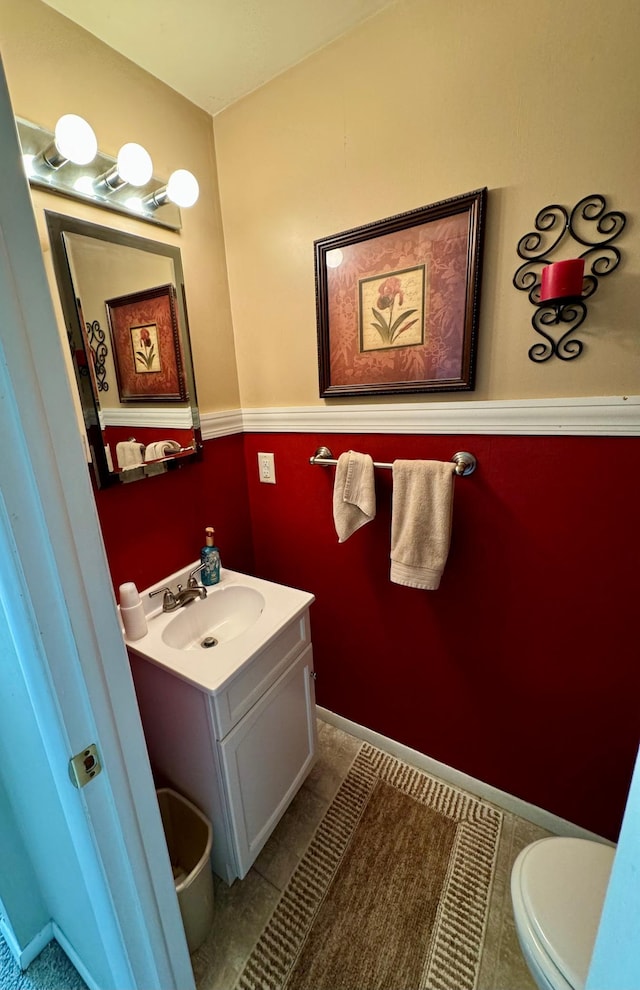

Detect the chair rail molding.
[
  {"left": 100, "top": 408, "right": 195, "bottom": 429},
  {"left": 199, "top": 408, "right": 244, "bottom": 439},
  {"left": 199, "top": 396, "right": 640, "bottom": 440}
]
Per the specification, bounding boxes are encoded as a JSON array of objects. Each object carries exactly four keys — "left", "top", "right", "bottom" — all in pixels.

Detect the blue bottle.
[{"left": 200, "top": 527, "right": 220, "bottom": 586}]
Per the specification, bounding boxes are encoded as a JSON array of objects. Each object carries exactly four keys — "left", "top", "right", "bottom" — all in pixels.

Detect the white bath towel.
[
  {"left": 144, "top": 440, "right": 181, "bottom": 462},
  {"left": 390, "top": 459, "right": 456, "bottom": 590},
  {"left": 333, "top": 451, "right": 376, "bottom": 542},
  {"left": 115, "top": 440, "right": 144, "bottom": 471}
]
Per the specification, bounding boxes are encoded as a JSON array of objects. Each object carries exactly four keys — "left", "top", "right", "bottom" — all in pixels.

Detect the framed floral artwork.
[
  {"left": 105, "top": 283, "right": 187, "bottom": 402},
  {"left": 314, "top": 188, "right": 487, "bottom": 397}
]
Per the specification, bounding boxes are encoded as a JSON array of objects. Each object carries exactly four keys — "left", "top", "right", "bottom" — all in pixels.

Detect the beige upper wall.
[
  {"left": 3, "top": 0, "right": 637, "bottom": 416},
  {"left": 0, "top": 0, "right": 240, "bottom": 414},
  {"left": 214, "top": 0, "right": 640, "bottom": 407}
]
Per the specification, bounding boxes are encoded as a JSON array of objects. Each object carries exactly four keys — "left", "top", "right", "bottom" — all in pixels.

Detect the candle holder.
[{"left": 513, "top": 194, "right": 626, "bottom": 362}]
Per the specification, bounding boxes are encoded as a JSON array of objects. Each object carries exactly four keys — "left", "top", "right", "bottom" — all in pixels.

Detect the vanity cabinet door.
[{"left": 219, "top": 645, "right": 316, "bottom": 878}]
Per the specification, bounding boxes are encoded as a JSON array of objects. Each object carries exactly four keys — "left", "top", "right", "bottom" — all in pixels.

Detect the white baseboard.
[
  {"left": 0, "top": 916, "right": 53, "bottom": 970},
  {"left": 52, "top": 923, "right": 100, "bottom": 990},
  {"left": 317, "top": 706, "right": 613, "bottom": 845},
  {"left": 0, "top": 914, "right": 101, "bottom": 988}
]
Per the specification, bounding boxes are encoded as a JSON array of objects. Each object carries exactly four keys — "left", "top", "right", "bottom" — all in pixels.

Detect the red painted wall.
[
  {"left": 94, "top": 433, "right": 254, "bottom": 594},
  {"left": 94, "top": 429, "right": 640, "bottom": 841},
  {"left": 243, "top": 432, "right": 640, "bottom": 841}
]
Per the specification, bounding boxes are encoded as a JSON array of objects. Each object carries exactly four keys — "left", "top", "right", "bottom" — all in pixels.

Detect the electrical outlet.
[{"left": 258, "top": 452, "right": 276, "bottom": 484}]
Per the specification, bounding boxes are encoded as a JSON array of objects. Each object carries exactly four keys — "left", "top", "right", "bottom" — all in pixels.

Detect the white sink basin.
[
  {"left": 162, "top": 585, "right": 265, "bottom": 650},
  {"left": 122, "top": 565, "right": 314, "bottom": 695}
]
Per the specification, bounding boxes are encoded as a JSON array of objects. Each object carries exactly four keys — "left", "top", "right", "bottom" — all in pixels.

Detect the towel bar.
[{"left": 309, "top": 446, "right": 477, "bottom": 477}]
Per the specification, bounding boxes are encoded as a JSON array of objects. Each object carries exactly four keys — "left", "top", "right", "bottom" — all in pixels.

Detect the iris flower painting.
[
  {"left": 107, "top": 282, "right": 186, "bottom": 401},
  {"left": 359, "top": 266, "right": 425, "bottom": 352},
  {"left": 315, "top": 188, "right": 486, "bottom": 396},
  {"left": 131, "top": 323, "right": 161, "bottom": 373}
]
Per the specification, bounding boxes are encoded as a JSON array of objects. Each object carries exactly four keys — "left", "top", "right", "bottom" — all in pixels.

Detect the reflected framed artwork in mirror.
[
  {"left": 46, "top": 211, "right": 202, "bottom": 488},
  {"left": 106, "top": 284, "right": 187, "bottom": 402}
]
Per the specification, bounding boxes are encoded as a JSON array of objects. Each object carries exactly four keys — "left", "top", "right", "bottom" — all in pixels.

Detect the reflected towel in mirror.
[
  {"left": 144, "top": 440, "right": 182, "bottom": 462},
  {"left": 116, "top": 440, "right": 144, "bottom": 471}
]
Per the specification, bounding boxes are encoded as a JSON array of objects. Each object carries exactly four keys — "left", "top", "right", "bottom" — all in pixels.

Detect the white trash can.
[{"left": 157, "top": 788, "right": 214, "bottom": 953}]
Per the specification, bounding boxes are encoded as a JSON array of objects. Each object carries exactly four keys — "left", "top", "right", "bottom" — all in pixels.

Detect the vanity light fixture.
[
  {"left": 16, "top": 116, "right": 197, "bottom": 231},
  {"left": 513, "top": 194, "right": 626, "bottom": 362},
  {"left": 94, "top": 142, "right": 154, "bottom": 194},
  {"left": 142, "top": 168, "right": 200, "bottom": 210},
  {"left": 34, "top": 113, "right": 98, "bottom": 170}
]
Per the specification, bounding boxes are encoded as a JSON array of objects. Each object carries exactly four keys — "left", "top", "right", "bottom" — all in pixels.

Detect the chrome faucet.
[
  {"left": 175, "top": 583, "right": 207, "bottom": 607},
  {"left": 187, "top": 561, "right": 209, "bottom": 589},
  {"left": 149, "top": 570, "right": 208, "bottom": 612}
]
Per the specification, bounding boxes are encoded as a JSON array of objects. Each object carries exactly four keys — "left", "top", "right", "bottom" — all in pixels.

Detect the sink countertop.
[{"left": 122, "top": 564, "right": 314, "bottom": 695}]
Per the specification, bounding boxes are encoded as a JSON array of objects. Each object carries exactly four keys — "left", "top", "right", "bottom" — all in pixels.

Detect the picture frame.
[
  {"left": 314, "top": 188, "right": 487, "bottom": 397},
  {"left": 105, "top": 283, "right": 187, "bottom": 402}
]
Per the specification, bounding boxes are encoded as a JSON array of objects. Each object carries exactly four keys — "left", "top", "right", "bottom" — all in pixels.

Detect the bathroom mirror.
[{"left": 46, "top": 211, "right": 202, "bottom": 488}]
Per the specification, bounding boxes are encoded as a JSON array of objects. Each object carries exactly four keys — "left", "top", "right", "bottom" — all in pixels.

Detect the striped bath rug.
[{"left": 235, "top": 742, "right": 503, "bottom": 990}]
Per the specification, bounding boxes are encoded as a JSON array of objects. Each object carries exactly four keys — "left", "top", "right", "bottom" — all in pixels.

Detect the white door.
[
  {"left": 0, "top": 55, "right": 194, "bottom": 990},
  {"left": 586, "top": 743, "right": 640, "bottom": 988}
]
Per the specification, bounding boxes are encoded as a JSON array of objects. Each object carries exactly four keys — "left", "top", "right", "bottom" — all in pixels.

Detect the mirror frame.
[{"left": 46, "top": 211, "right": 202, "bottom": 488}]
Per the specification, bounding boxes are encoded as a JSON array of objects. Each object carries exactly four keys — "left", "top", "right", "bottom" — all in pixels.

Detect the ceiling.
[{"left": 42, "top": 0, "right": 396, "bottom": 117}]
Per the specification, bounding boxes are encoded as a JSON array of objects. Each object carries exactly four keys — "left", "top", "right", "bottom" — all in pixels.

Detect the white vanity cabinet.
[
  {"left": 129, "top": 607, "right": 316, "bottom": 884},
  {"left": 220, "top": 643, "right": 315, "bottom": 874}
]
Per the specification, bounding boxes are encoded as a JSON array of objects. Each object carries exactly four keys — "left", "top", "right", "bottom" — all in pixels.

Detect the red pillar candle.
[{"left": 540, "top": 258, "right": 585, "bottom": 302}]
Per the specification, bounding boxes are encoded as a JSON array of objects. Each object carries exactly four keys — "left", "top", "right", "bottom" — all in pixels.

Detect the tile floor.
[{"left": 191, "top": 718, "right": 550, "bottom": 990}]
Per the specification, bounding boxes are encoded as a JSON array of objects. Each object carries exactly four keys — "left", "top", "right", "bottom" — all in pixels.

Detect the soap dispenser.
[{"left": 200, "top": 527, "right": 220, "bottom": 586}]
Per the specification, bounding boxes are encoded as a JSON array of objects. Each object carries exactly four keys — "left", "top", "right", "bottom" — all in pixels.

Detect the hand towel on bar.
[
  {"left": 333, "top": 451, "right": 376, "bottom": 542},
  {"left": 115, "top": 440, "right": 144, "bottom": 471},
  {"left": 390, "top": 459, "right": 456, "bottom": 590}
]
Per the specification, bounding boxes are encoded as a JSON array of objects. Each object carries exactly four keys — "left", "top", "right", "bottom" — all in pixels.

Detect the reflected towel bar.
[{"left": 309, "top": 446, "right": 477, "bottom": 477}]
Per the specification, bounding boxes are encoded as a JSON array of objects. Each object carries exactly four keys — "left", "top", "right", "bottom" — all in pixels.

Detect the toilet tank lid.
[{"left": 519, "top": 837, "right": 615, "bottom": 990}]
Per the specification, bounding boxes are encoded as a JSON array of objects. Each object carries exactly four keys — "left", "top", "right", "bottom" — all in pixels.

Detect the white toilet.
[{"left": 511, "top": 836, "right": 615, "bottom": 990}]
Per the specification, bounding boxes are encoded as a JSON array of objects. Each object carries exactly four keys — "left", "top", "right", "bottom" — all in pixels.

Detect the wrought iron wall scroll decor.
[
  {"left": 513, "top": 194, "right": 626, "bottom": 362},
  {"left": 66, "top": 317, "right": 109, "bottom": 392},
  {"left": 86, "top": 319, "right": 109, "bottom": 392}
]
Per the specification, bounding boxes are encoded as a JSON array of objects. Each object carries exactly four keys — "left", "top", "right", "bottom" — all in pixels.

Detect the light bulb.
[
  {"left": 117, "top": 143, "right": 153, "bottom": 186},
  {"left": 166, "top": 169, "right": 199, "bottom": 208},
  {"left": 54, "top": 114, "right": 97, "bottom": 166},
  {"left": 124, "top": 196, "right": 144, "bottom": 214},
  {"left": 74, "top": 175, "right": 95, "bottom": 196},
  {"left": 22, "top": 154, "right": 36, "bottom": 177}
]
